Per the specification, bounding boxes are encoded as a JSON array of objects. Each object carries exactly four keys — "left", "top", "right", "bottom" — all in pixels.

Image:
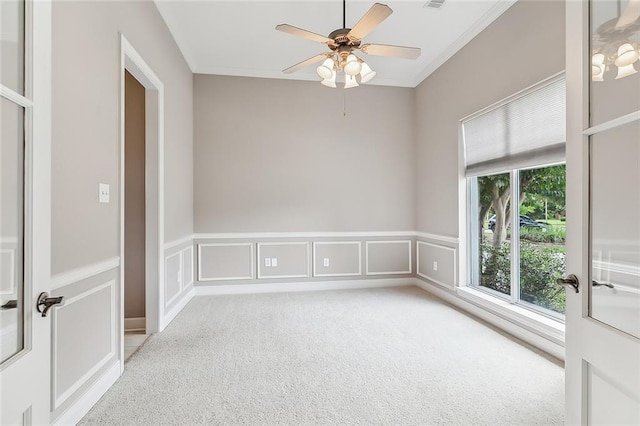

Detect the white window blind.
[{"left": 462, "top": 78, "right": 566, "bottom": 176}]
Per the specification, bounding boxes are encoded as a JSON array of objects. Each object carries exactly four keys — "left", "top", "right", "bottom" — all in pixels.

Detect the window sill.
[{"left": 456, "top": 286, "right": 565, "bottom": 346}]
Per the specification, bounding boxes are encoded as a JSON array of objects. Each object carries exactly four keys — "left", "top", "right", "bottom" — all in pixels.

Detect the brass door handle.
[{"left": 37, "top": 292, "right": 64, "bottom": 317}]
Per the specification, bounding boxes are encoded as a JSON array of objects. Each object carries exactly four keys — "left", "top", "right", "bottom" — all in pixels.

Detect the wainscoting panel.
[
  {"left": 164, "top": 251, "right": 182, "bottom": 307},
  {"left": 198, "top": 243, "right": 254, "bottom": 281},
  {"left": 182, "top": 246, "right": 194, "bottom": 288},
  {"left": 163, "top": 239, "right": 196, "bottom": 328},
  {"left": 417, "top": 241, "right": 457, "bottom": 288},
  {"left": 365, "top": 240, "right": 412, "bottom": 275},
  {"left": 257, "top": 242, "right": 309, "bottom": 279},
  {"left": 313, "top": 242, "right": 361, "bottom": 277},
  {"left": 52, "top": 279, "right": 116, "bottom": 409}
]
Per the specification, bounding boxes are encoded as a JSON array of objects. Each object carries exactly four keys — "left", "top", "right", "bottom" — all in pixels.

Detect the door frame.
[{"left": 119, "top": 35, "right": 165, "bottom": 370}]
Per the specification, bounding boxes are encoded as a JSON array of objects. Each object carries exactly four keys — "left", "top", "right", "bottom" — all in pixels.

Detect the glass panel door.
[
  {"left": 0, "top": 0, "right": 26, "bottom": 365},
  {"left": 0, "top": 0, "right": 25, "bottom": 94},
  {"left": 589, "top": 0, "right": 640, "bottom": 338},
  {"left": 590, "top": 0, "right": 640, "bottom": 125},
  {"left": 590, "top": 120, "right": 640, "bottom": 338},
  {"left": 0, "top": 96, "right": 25, "bottom": 363}
]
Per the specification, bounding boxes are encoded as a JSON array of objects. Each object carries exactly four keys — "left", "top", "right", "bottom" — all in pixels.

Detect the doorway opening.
[
  {"left": 120, "top": 35, "right": 165, "bottom": 368},
  {"left": 124, "top": 70, "right": 148, "bottom": 359}
]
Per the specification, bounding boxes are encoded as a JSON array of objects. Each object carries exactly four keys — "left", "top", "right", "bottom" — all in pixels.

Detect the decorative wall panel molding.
[
  {"left": 181, "top": 246, "right": 194, "bottom": 288},
  {"left": 365, "top": 240, "right": 412, "bottom": 275},
  {"left": 197, "top": 243, "right": 254, "bottom": 281},
  {"left": 164, "top": 251, "right": 182, "bottom": 307},
  {"left": 312, "top": 241, "right": 362, "bottom": 277},
  {"left": 52, "top": 280, "right": 116, "bottom": 408},
  {"left": 417, "top": 241, "right": 457, "bottom": 288},
  {"left": 257, "top": 242, "right": 310, "bottom": 279}
]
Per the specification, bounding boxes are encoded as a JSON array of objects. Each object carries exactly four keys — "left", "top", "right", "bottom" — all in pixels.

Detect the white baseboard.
[
  {"left": 195, "top": 278, "right": 415, "bottom": 296},
  {"left": 53, "top": 361, "right": 120, "bottom": 426},
  {"left": 413, "top": 279, "right": 565, "bottom": 361},
  {"left": 124, "top": 317, "right": 145, "bottom": 331},
  {"left": 160, "top": 287, "right": 194, "bottom": 331}
]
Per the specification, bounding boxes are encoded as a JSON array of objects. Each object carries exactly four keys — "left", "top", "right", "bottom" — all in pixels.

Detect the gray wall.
[
  {"left": 194, "top": 75, "right": 415, "bottom": 233},
  {"left": 124, "top": 71, "right": 145, "bottom": 319},
  {"left": 51, "top": 0, "right": 193, "bottom": 275},
  {"left": 415, "top": 0, "right": 566, "bottom": 237}
]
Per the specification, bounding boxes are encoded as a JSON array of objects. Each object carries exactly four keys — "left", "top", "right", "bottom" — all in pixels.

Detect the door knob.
[
  {"left": 37, "top": 292, "right": 64, "bottom": 317},
  {"left": 556, "top": 274, "right": 580, "bottom": 293}
]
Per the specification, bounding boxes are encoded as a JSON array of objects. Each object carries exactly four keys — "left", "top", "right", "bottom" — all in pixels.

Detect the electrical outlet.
[
  {"left": 99, "top": 183, "right": 110, "bottom": 203},
  {"left": 265, "top": 258, "right": 271, "bottom": 267},
  {"left": 272, "top": 258, "right": 278, "bottom": 267},
  {"left": 433, "top": 261, "right": 438, "bottom": 271},
  {"left": 323, "top": 258, "right": 330, "bottom": 267}
]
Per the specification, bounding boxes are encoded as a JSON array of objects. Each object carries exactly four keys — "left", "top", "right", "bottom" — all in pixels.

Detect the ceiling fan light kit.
[
  {"left": 321, "top": 69, "right": 338, "bottom": 88},
  {"left": 276, "top": 1, "right": 421, "bottom": 89}
]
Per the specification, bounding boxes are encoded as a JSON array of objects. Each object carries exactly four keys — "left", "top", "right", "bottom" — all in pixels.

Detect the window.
[{"left": 463, "top": 77, "right": 566, "bottom": 317}]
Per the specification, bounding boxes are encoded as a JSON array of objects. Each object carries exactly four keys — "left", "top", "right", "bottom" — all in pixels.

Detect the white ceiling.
[{"left": 154, "top": 0, "right": 517, "bottom": 88}]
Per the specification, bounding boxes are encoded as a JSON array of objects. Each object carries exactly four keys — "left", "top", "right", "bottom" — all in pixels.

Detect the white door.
[
  {"left": 0, "top": 0, "right": 52, "bottom": 424},
  {"left": 565, "top": 0, "right": 640, "bottom": 424}
]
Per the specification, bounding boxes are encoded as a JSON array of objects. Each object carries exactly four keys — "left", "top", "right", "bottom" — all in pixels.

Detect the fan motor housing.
[{"left": 328, "top": 28, "right": 360, "bottom": 49}]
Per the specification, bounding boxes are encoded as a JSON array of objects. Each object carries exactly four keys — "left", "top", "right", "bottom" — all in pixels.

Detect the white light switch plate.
[
  {"left": 99, "top": 183, "right": 110, "bottom": 203},
  {"left": 323, "top": 258, "right": 330, "bottom": 267},
  {"left": 271, "top": 258, "right": 278, "bottom": 267},
  {"left": 433, "top": 261, "right": 438, "bottom": 271},
  {"left": 265, "top": 258, "right": 271, "bottom": 267}
]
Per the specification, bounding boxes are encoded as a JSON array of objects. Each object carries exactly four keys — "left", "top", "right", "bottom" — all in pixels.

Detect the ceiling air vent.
[{"left": 423, "top": 0, "right": 445, "bottom": 9}]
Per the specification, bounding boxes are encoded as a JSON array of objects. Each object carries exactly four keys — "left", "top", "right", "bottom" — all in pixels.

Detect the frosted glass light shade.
[
  {"left": 592, "top": 53, "right": 605, "bottom": 82},
  {"left": 316, "top": 58, "right": 335, "bottom": 80},
  {"left": 321, "top": 69, "right": 337, "bottom": 88},
  {"left": 344, "top": 74, "right": 359, "bottom": 89},
  {"left": 616, "top": 63, "right": 637, "bottom": 79},
  {"left": 344, "top": 54, "right": 362, "bottom": 76},
  {"left": 615, "top": 43, "right": 639, "bottom": 67},
  {"left": 359, "top": 62, "right": 376, "bottom": 83}
]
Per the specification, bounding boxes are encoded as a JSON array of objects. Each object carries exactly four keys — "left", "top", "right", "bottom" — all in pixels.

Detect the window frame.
[
  {"left": 466, "top": 165, "right": 566, "bottom": 322},
  {"left": 457, "top": 73, "right": 569, "bottom": 339}
]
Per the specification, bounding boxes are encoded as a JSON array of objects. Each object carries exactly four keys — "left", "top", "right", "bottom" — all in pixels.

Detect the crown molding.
[{"left": 410, "top": 0, "right": 518, "bottom": 87}]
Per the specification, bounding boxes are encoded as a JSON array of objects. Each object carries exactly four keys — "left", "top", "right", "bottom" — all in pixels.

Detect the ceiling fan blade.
[
  {"left": 276, "top": 24, "right": 335, "bottom": 46},
  {"left": 615, "top": 0, "right": 640, "bottom": 28},
  {"left": 283, "top": 53, "right": 332, "bottom": 74},
  {"left": 360, "top": 43, "right": 421, "bottom": 59},
  {"left": 347, "top": 3, "right": 393, "bottom": 41}
]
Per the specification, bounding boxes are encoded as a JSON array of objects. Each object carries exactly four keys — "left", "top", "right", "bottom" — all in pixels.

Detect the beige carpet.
[{"left": 81, "top": 286, "right": 564, "bottom": 425}]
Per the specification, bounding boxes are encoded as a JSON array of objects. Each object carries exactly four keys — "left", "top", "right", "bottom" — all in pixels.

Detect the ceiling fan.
[{"left": 276, "top": 0, "right": 421, "bottom": 88}]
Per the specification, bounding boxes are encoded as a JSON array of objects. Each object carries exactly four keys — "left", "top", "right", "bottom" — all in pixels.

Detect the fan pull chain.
[{"left": 343, "top": 91, "right": 347, "bottom": 117}]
